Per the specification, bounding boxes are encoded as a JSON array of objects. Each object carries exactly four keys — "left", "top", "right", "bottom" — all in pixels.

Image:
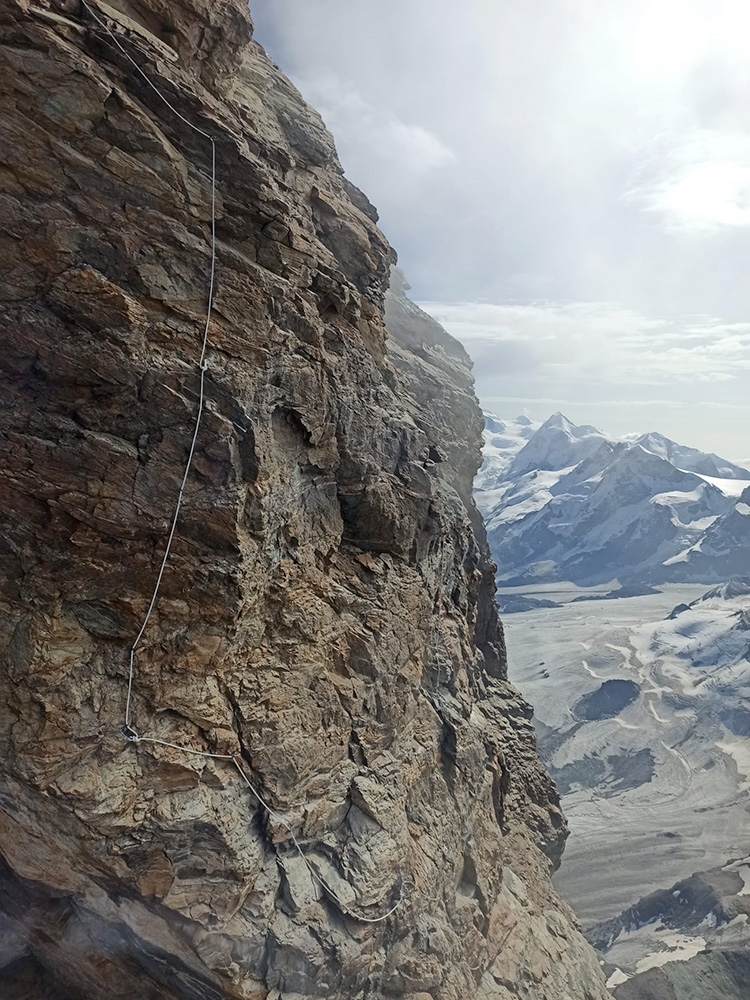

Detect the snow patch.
[
  {"left": 693, "top": 474, "right": 750, "bottom": 498},
  {"left": 722, "top": 857, "right": 750, "bottom": 895},
  {"left": 606, "top": 968, "right": 630, "bottom": 988},
  {"left": 663, "top": 540, "right": 702, "bottom": 565},
  {"left": 717, "top": 740, "right": 750, "bottom": 790},
  {"left": 634, "top": 932, "right": 706, "bottom": 974}
]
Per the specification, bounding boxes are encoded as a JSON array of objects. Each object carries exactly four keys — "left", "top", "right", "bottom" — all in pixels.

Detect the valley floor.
[{"left": 502, "top": 585, "right": 750, "bottom": 928}]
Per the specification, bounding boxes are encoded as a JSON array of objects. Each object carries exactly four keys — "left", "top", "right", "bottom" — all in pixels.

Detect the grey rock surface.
[{"left": 612, "top": 950, "right": 750, "bottom": 1000}]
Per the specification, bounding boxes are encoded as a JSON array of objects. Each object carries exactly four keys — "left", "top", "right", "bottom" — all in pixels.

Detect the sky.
[{"left": 252, "top": 0, "right": 750, "bottom": 464}]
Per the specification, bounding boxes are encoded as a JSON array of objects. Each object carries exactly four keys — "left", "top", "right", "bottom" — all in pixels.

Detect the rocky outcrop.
[
  {"left": 613, "top": 950, "right": 750, "bottom": 1000},
  {"left": 589, "top": 855, "right": 750, "bottom": 999},
  {"left": 0, "top": 1, "right": 608, "bottom": 997}
]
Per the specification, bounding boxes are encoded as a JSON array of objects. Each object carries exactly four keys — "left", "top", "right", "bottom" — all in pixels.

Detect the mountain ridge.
[{"left": 477, "top": 411, "right": 750, "bottom": 587}]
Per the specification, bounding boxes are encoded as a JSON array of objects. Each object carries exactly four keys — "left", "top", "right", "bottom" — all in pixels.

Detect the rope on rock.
[
  {"left": 75, "top": 0, "right": 405, "bottom": 925},
  {"left": 79, "top": 0, "right": 217, "bottom": 732},
  {"left": 232, "top": 757, "right": 405, "bottom": 923}
]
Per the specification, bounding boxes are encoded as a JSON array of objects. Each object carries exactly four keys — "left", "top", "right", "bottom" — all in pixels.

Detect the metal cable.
[
  {"left": 77, "top": 0, "right": 405, "bottom": 924},
  {"left": 79, "top": 0, "right": 218, "bottom": 731}
]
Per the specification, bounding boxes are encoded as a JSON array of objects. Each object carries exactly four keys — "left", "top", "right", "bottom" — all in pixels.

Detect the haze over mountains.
[{"left": 476, "top": 413, "right": 750, "bottom": 588}]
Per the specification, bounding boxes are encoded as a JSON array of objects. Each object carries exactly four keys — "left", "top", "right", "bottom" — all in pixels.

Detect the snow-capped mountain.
[
  {"left": 476, "top": 412, "right": 750, "bottom": 586},
  {"left": 475, "top": 413, "right": 539, "bottom": 490},
  {"left": 507, "top": 412, "right": 612, "bottom": 479},
  {"left": 634, "top": 431, "right": 750, "bottom": 481},
  {"left": 656, "top": 486, "right": 750, "bottom": 584}
]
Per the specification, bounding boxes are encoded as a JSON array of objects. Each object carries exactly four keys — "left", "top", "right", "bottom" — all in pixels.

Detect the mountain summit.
[
  {"left": 507, "top": 412, "right": 612, "bottom": 478},
  {"left": 635, "top": 431, "right": 750, "bottom": 480}
]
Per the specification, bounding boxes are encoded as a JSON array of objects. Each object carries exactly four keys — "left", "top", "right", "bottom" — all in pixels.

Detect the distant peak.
[
  {"left": 637, "top": 431, "right": 668, "bottom": 445},
  {"left": 697, "top": 578, "right": 750, "bottom": 602},
  {"left": 621, "top": 442, "right": 674, "bottom": 466},
  {"left": 536, "top": 412, "right": 605, "bottom": 440},
  {"left": 536, "top": 411, "right": 575, "bottom": 435}
]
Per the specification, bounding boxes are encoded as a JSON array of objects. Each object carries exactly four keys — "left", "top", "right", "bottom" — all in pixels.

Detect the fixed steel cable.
[
  {"left": 73, "top": 0, "right": 405, "bottom": 924},
  {"left": 79, "top": 0, "right": 218, "bottom": 736}
]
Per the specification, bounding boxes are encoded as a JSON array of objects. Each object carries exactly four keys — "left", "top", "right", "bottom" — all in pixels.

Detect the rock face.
[{"left": 0, "top": 2, "right": 608, "bottom": 997}]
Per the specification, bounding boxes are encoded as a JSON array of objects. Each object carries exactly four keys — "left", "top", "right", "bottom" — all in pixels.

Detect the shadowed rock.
[{"left": 574, "top": 679, "right": 641, "bottom": 721}]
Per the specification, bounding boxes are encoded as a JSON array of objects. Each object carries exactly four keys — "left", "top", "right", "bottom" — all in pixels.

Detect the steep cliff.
[{"left": 0, "top": 2, "right": 609, "bottom": 997}]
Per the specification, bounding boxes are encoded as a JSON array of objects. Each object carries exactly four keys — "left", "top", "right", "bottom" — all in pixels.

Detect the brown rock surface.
[{"left": 0, "top": 1, "right": 609, "bottom": 997}]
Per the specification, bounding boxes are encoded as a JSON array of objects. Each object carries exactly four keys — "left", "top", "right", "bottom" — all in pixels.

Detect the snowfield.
[{"left": 502, "top": 581, "right": 750, "bottom": 973}]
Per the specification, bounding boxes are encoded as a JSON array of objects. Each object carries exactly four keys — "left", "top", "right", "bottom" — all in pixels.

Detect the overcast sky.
[{"left": 252, "top": 0, "right": 750, "bottom": 464}]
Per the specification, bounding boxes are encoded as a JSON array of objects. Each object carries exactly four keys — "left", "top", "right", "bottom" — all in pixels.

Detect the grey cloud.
[{"left": 252, "top": 0, "right": 750, "bottom": 458}]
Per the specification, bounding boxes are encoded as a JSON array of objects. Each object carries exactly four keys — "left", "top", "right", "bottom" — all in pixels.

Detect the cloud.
[
  {"left": 291, "top": 73, "right": 455, "bottom": 180},
  {"left": 625, "top": 130, "right": 750, "bottom": 230},
  {"left": 483, "top": 395, "right": 748, "bottom": 410},
  {"left": 384, "top": 120, "right": 456, "bottom": 172},
  {"left": 418, "top": 299, "right": 750, "bottom": 385},
  {"left": 251, "top": 0, "right": 750, "bottom": 458}
]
